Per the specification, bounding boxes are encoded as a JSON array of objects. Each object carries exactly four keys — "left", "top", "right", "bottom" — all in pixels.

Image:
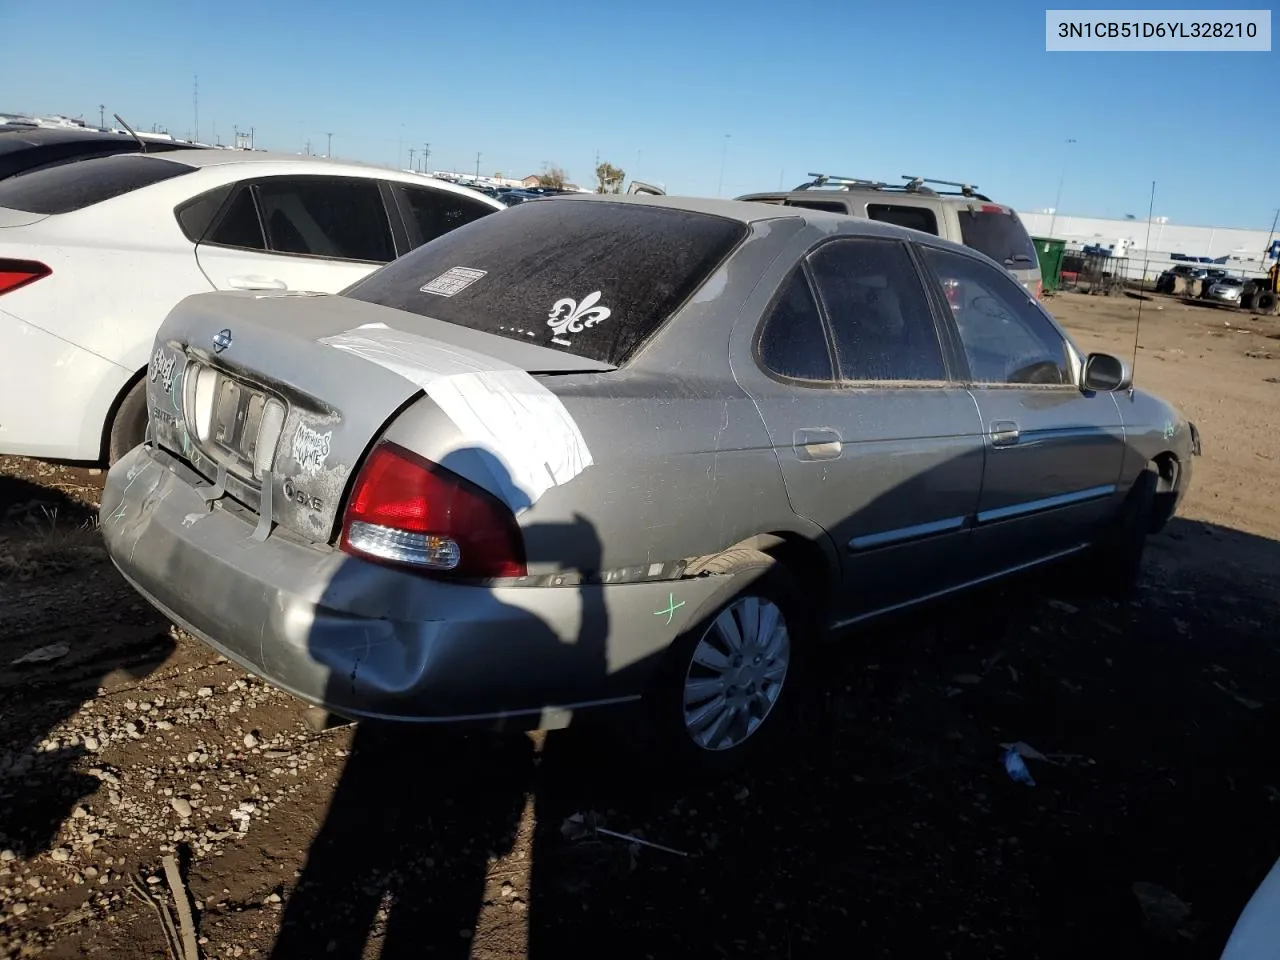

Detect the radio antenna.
[
  {"left": 1130, "top": 180, "right": 1156, "bottom": 394},
  {"left": 112, "top": 113, "right": 147, "bottom": 154}
]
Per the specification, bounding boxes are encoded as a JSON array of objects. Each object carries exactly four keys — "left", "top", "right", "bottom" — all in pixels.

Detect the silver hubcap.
[{"left": 682, "top": 596, "right": 790, "bottom": 752}]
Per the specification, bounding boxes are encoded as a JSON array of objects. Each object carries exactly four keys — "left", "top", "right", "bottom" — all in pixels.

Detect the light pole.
[
  {"left": 475, "top": 152, "right": 481, "bottom": 178},
  {"left": 716, "top": 134, "right": 731, "bottom": 197},
  {"left": 1047, "top": 138, "right": 1077, "bottom": 240},
  {"left": 326, "top": 132, "right": 333, "bottom": 158}
]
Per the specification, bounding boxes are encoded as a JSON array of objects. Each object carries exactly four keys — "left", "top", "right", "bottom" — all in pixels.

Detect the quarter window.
[
  {"left": 254, "top": 177, "right": 394, "bottom": 262},
  {"left": 757, "top": 270, "right": 834, "bottom": 382},
  {"left": 921, "top": 246, "right": 1070, "bottom": 386},
  {"left": 205, "top": 187, "right": 266, "bottom": 251},
  {"left": 866, "top": 203, "right": 939, "bottom": 236},
  {"left": 807, "top": 239, "right": 947, "bottom": 382}
]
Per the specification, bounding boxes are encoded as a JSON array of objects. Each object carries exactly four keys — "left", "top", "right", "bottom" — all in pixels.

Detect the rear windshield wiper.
[{"left": 1005, "top": 254, "right": 1034, "bottom": 264}]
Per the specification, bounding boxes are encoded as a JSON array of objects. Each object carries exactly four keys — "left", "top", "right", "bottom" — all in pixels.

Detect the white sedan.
[{"left": 0, "top": 149, "right": 504, "bottom": 463}]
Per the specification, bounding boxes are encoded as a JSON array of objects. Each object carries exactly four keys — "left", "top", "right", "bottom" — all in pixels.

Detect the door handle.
[
  {"left": 990, "top": 420, "right": 1020, "bottom": 447},
  {"left": 794, "top": 427, "right": 843, "bottom": 461},
  {"left": 228, "top": 275, "right": 287, "bottom": 291}
]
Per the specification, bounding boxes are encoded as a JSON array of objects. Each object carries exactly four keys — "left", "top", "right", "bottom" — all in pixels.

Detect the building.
[{"left": 1018, "top": 210, "right": 1277, "bottom": 281}]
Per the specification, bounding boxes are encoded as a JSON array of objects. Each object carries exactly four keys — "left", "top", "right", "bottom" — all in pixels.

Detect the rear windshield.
[
  {"left": 0, "top": 154, "right": 194, "bottom": 215},
  {"left": 957, "top": 207, "right": 1038, "bottom": 269},
  {"left": 343, "top": 199, "right": 748, "bottom": 366}
]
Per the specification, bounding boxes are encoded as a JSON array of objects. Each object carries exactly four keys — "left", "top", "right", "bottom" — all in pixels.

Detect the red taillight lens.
[
  {"left": 0, "top": 259, "right": 50, "bottom": 295},
  {"left": 339, "top": 441, "right": 527, "bottom": 579}
]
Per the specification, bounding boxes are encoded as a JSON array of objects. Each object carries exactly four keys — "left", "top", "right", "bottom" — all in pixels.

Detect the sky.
[{"left": 2, "top": 0, "right": 1275, "bottom": 229}]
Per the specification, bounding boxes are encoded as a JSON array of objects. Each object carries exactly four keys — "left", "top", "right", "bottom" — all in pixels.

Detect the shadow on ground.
[
  {"left": 0, "top": 471, "right": 175, "bottom": 860},
  {"left": 253, "top": 514, "right": 1280, "bottom": 959}
]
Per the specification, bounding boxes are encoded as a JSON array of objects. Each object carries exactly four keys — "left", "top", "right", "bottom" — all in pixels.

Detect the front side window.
[
  {"left": 921, "top": 246, "right": 1070, "bottom": 386},
  {"left": 343, "top": 199, "right": 748, "bottom": 367},
  {"left": 254, "top": 177, "right": 394, "bottom": 263},
  {"left": 806, "top": 238, "right": 947, "bottom": 382}
]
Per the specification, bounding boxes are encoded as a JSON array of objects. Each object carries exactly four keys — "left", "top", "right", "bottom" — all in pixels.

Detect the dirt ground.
[{"left": 1, "top": 290, "right": 1278, "bottom": 959}]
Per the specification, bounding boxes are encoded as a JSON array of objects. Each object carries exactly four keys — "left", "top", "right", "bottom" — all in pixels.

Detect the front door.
[
  {"left": 916, "top": 243, "right": 1126, "bottom": 574},
  {"left": 735, "top": 236, "right": 986, "bottom": 621}
]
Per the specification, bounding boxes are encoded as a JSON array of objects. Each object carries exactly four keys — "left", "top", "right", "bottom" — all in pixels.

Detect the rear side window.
[
  {"left": 807, "top": 238, "right": 947, "bottom": 382},
  {"left": 867, "top": 203, "right": 939, "bottom": 235},
  {"left": 396, "top": 185, "right": 495, "bottom": 248},
  {"left": 255, "top": 177, "right": 394, "bottom": 263},
  {"left": 757, "top": 270, "right": 834, "bottom": 382},
  {"left": 344, "top": 199, "right": 748, "bottom": 367},
  {"left": 207, "top": 188, "right": 266, "bottom": 250},
  {"left": 956, "top": 207, "right": 1038, "bottom": 269},
  {"left": 175, "top": 184, "right": 234, "bottom": 242},
  {"left": 0, "top": 154, "right": 194, "bottom": 215},
  {"left": 785, "top": 199, "right": 848, "bottom": 214}
]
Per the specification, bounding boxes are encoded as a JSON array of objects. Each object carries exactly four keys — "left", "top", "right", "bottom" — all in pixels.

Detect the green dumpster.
[{"left": 1032, "top": 236, "right": 1066, "bottom": 292}]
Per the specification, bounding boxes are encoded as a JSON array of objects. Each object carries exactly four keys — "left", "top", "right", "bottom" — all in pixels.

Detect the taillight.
[
  {"left": 340, "top": 441, "right": 527, "bottom": 580},
  {"left": 0, "top": 259, "right": 50, "bottom": 295}
]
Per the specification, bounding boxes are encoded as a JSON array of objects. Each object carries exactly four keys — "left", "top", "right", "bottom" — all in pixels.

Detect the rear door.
[
  {"left": 192, "top": 175, "right": 397, "bottom": 294},
  {"left": 735, "top": 235, "right": 986, "bottom": 621},
  {"left": 916, "top": 242, "right": 1125, "bottom": 573}
]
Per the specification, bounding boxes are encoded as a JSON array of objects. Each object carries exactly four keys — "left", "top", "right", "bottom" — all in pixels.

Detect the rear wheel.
[
  {"left": 647, "top": 549, "right": 810, "bottom": 780},
  {"left": 1255, "top": 291, "right": 1278, "bottom": 316},
  {"left": 107, "top": 380, "right": 149, "bottom": 466}
]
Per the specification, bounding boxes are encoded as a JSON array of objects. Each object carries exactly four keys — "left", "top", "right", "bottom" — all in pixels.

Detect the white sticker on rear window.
[
  {"left": 547, "top": 291, "right": 612, "bottom": 346},
  {"left": 419, "top": 267, "right": 487, "bottom": 298}
]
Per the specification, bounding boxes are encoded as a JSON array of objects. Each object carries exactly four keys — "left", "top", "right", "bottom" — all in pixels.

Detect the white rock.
[
  {"left": 0, "top": 850, "right": 15, "bottom": 862},
  {"left": 50, "top": 847, "right": 70, "bottom": 862},
  {"left": 11, "top": 902, "right": 28, "bottom": 915},
  {"left": 197, "top": 687, "right": 213, "bottom": 698},
  {"left": 243, "top": 733, "right": 259, "bottom": 750},
  {"left": 83, "top": 737, "right": 100, "bottom": 753},
  {"left": 170, "top": 798, "right": 193, "bottom": 820}
]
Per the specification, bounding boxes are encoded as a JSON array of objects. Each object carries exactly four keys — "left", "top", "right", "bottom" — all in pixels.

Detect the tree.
[
  {"left": 595, "top": 162, "right": 625, "bottom": 194},
  {"left": 540, "top": 165, "right": 568, "bottom": 189}
]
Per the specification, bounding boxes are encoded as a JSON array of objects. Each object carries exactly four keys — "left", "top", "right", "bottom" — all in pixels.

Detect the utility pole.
[
  {"left": 193, "top": 75, "right": 199, "bottom": 143},
  {"left": 408, "top": 147, "right": 415, "bottom": 171},
  {"left": 326, "top": 132, "right": 333, "bottom": 157},
  {"left": 475, "top": 152, "right": 481, "bottom": 177},
  {"left": 304, "top": 138, "right": 311, "bottom": 156},
  {"left": 422, "top": 143, "right": 430, "bottom": 173},
  {"left": 98, "top": 104, "right": 105, "bottom": 129},
  {"left": 250, "top": 127, "right": 255, "bottom": 150},
  {"left": 1047, "top": 138, "right": 1077, "bottom": 240}
]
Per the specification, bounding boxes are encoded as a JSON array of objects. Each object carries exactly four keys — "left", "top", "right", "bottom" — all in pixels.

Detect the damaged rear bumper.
[{"left": 100, "top": 446, "right": 726, "bottom": 730}]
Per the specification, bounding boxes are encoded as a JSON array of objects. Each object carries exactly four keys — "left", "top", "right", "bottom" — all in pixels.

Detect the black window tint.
[
  {"left": 956, "top": 207, "right": 1038, "bottom": 268},
  {"left": 343, "top": 199, "right": 747, "bottom": 367},
  {"left": 922, "top": 246, "right": 1069, "bottom": 386},
  {"left": 399, "top": 186, "right": 495, "bottom": 248},
  {"left": 0, "top": 155, "right": 194, "bottom": 215},
  {"left": 206, "top": 188, "right": 265, "bottom": 250},
  {"left": 866, "top": 203, "right": 939, "bottom": 235},
  {"left": 786, "top": 199, "right": 848, "bottom": 214},
  {"left": 255, "top": 177, "right": 393, "bottom": 262},
  {"left": 175, "top": 184, "right": 234, "bottom": 243},
  {"left": 758, "top": 271, "right": 834, "bottom": 382},
  {"left": 807, "top": 239, "right": 947, "bottom": 382}
]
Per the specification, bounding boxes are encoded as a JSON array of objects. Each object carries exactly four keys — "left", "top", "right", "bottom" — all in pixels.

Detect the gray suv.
[{"left": 737, "top": 174, "right": 1044, "bottom": 299}]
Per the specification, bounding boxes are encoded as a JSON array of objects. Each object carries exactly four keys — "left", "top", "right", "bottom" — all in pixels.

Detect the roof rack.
[{"left": 790, "top": 172, "right": 992, "bottom": 202}]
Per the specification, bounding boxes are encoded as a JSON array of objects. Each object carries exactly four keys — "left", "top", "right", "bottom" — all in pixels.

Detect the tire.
[
  {"left": 107, "top": 379, "right": 149, "bottom": 466},
  {"left": 1255, "top": 291, "right": 1278, "bottom": 316},
  {"left": 1087, "top": 465, "right": 1158, "bottom": 598},
  {"left": 646, "top": 549, "right": 811, "bottom": 781}
]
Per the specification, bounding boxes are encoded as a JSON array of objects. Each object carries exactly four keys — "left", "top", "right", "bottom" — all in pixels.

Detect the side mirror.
[{"left": 1082, "top": 352, "right": 1132, "bottom": 392}]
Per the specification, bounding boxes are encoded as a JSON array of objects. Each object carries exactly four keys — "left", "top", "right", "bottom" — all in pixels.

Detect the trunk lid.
[{"left": 147, "top": 290, "right": 612, "bottom": 544}]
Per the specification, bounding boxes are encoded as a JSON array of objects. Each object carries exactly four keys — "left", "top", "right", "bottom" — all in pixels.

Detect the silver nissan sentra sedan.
[{"left": 100, "top": 194, "right": 1200, "bottom": 776}]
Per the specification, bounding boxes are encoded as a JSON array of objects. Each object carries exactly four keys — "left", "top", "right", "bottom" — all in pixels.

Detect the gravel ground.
[{"left": 1, "top": 291, "right": 1278, "bottom": 959}]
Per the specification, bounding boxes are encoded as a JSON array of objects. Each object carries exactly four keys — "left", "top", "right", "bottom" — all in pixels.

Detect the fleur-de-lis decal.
[{"left": 547, "top": 291, "right": 612, "bottom": 344}]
